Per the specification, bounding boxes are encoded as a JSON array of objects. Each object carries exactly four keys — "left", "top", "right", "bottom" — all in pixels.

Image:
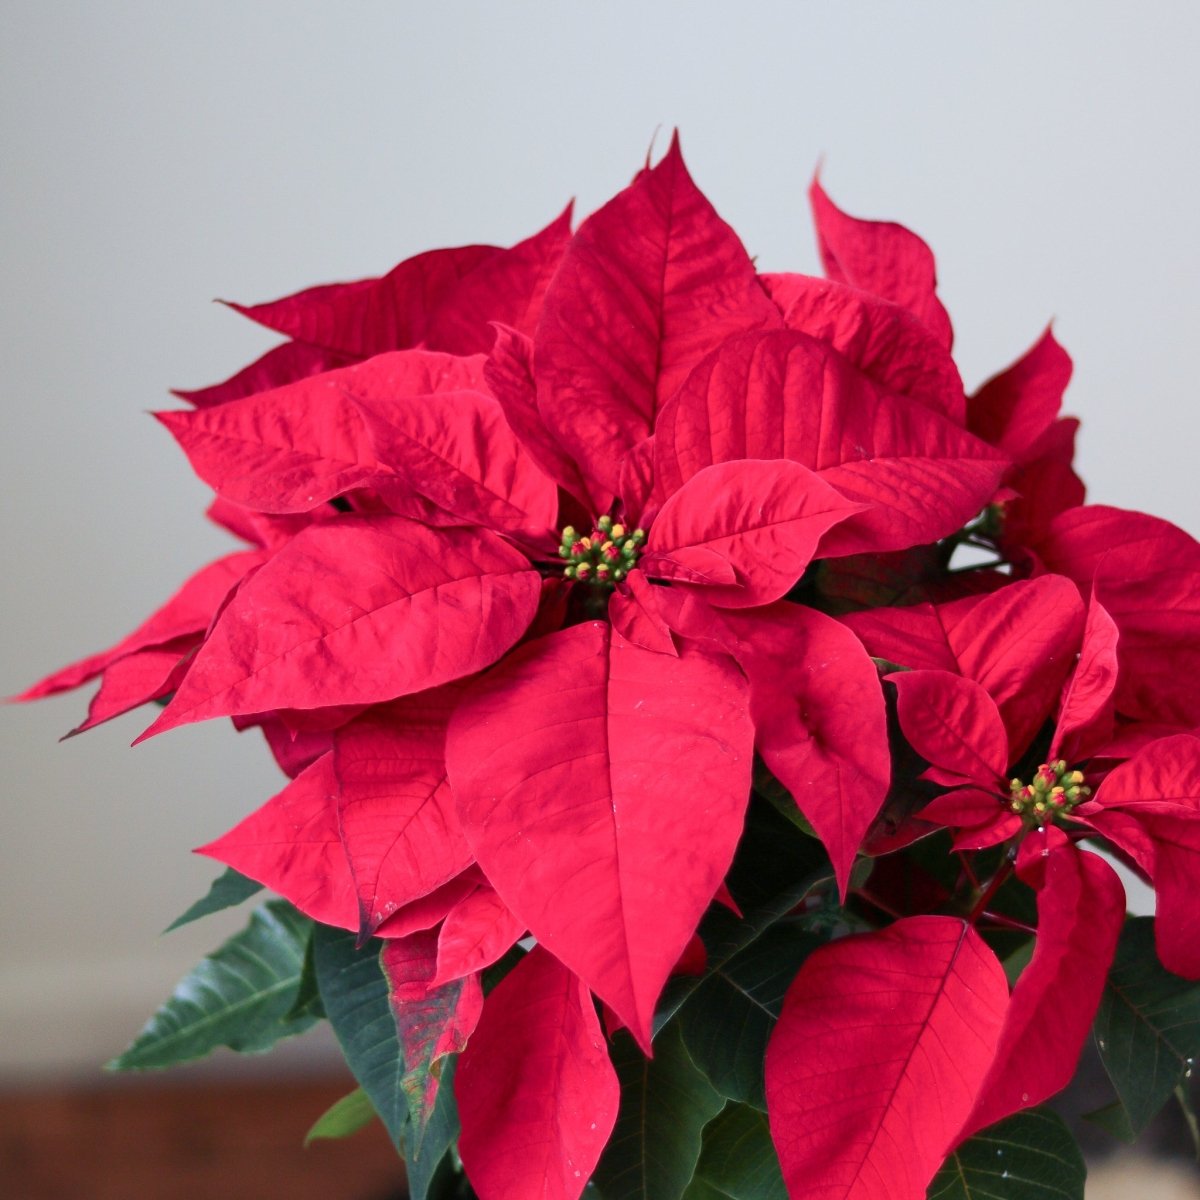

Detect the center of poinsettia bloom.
[
  {"left": 1008, "top": 760, "right": 1091, "bottom": 826},
  {"left": 558, "top": 517, "right": 645, "bottom": 588}
]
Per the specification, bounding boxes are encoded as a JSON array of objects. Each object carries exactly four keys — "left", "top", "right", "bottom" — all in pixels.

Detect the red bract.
[
  {"left": 766, "top": 917, "right": 1008, "bottom": 1200},
  {"left": 17, "top": 136, "right": 1200, "bottom": 1200}
]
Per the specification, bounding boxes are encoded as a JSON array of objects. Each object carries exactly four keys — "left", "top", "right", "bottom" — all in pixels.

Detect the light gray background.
[{"left": 3, "top": 1, "right": 1197, "bottom": 1078}]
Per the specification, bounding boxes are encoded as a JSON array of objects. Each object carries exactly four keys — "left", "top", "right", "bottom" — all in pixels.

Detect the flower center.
[
  {"left": 558, "top": 517, "right": 645, "bottom": 588},
  {"left": 1008, "top": 760, "right": 1091, "bottom": 826}
]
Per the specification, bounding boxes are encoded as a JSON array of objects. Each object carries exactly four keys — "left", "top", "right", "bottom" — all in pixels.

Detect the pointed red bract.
[
  {"left": 227, "top": 244, "right": 497, "bottom": 357},
  {"left": 66, "top": 640, "right": 193, "bottom": 736},
  {"left": 198, "top": 753, "right": 357, "bottom": 929},
  {"left": 173, "top": 341, "right": 349, "bottom": 408},
  {"left": 375, "top": 869, "right": 484, "bottom": 940},
  {"left": 608, "top": 571, "right": 678, "bottom": 657},
  {"left": 140, "top": 518, "right": 540, "bottom": 739},
  {"left": 433, "top": 883, "right": 526, "bottom": 986},
  {"left": 355, "top": 385, "right": 558, "bottom": 539},
  {"left": 712, "top": 602, "right": 890, "bottom": 895},
  {"left": 381, "top": 930, "right": 483, "bottom": 1129},
  {"left": 1089, "top": 734, "right": 1200, "bottom": 977},
  {"left": 535, "top": 134, "right": 779, "bottom": 506},
  {"left": 13, "top": 550, "right": 263, "bottom": 703},
  {"left": 1001, "top": 415, "right": 1086, "bottom": 548},
  {"left": 959, "top": 847, "right": 1125, "bottom": 1138},
  {"left": 968, "top": 326, "right": 1073, "bottom": 458},
  {"left": 425, "top": 207, "right": 573, "bottom": 354},
  {"left": 157, "top": 350, "right": 489, "bottom": 516},
  {"left": 844, "top": 576, "right": 1086, "bottom": 754},
  {"left": 891, "top": 669, "right": 1009, "bottom": 788},
  {"left": 761, "top": 271, "right": 964, "bottom": 422},
  {"left": 643, "top": 459, "right": 864, "bottom": 607},
  {"left": 484, "top": 325, "right": 592, "bottom": 508},
  {"left": 1051, "top": 593, "right": 1120, "bottom": 761},
  {"left": 809, "top": 177, "right": 954, "bottom": 349},
  {"left": 333, "top": 691, "right": 473, "bottom": 939},
  {"left": 766, "top": 917, "right": 1008, "bottom": 1200},
  {"left": 456, "top": 947, "right": 619, "bottom": 1200},
  {"left": 447, "top": 621, "right": 753, "bottom": 1048},
  {"left": 653, "top": 329, "right": 1005, "bottom": 556},
  {"left": 240, "top": 713, "right": 333, "bottom": 780},
  {"left": 1034, "top": 506, "right": 1200, "bottom": 726}
]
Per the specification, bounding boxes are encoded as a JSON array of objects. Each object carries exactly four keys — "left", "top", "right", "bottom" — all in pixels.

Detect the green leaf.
[
  {"left": 1177, "top": 1082, "right": 1200, "bottom": 1161},
  {"left": 655, "top": 799, "right": 831, "bottom": 1035},
  {"left": 313, "top": 924, "right": 407, "bottom": 1152},
  {"left": 287, "top": 927, "right": 325, "bottom": 1021},
  {"left": 927, "top": 1108, "right": 1085, "bottom": 1200},
  {"left": 1094, "top": 916, "right": 1200, "bottom": 1137},
  {"left": 679, "top": 1103, "right": 786, "bottom": 1200},
  {"left": 405, "top": 1055, "right": 462, "bottom": 1200},
  {"left": 592, "top": 1023, "right": 725, "bottom": 1200},
  {"left": 1082, "top": 1100, "right": 1136, "bottom": 1144},
  {"left": 677, "top": 918, "right": 822, "bottom": 1108},
  {"left": 305, "top": 1086, "right": 376, "bottom": 1145},
  {"left": 313, "top": 926, "right": 463, "bottom": 1189},
  {"left": 163, "top": 866, "right": 263, "bottom": 932},
  {"left": 109, "top": 900, "right": 315, "bottom": 1070}
]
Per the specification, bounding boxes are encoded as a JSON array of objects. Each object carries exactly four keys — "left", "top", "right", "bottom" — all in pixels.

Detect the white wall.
[{"left": 3, "top": 0, "right": 1197, "bottom": 1078}]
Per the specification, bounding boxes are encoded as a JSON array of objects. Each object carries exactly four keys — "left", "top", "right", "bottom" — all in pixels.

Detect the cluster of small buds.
[
  {"left": 1009, "top": 759, "right": 1091, "bottom": 826},
  {"left": 559, "top": 516, "right": 645, "bottom": 587}
]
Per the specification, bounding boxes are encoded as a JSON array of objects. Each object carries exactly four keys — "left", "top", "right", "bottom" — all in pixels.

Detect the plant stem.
[{"left": 979, "top": 910, "right": 1037, "bottom": 936}]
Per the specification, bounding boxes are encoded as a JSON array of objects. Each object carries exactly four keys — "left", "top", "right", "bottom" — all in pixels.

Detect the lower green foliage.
[
  {"left": 927, "top": 1108, "right": 1086, "bottom": 1200},
  {"left": 109, "top": 900, "right": 315, "bottom": 1071},
  {"left": 1094, "top": 916, "right": 1200, "bottom": 1138}
]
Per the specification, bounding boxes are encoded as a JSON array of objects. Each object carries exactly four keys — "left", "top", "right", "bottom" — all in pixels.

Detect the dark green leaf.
[
  {"left": 163, "top": 866, "right": 263, "bottom": 932},
  {"left": 1094, "top": 916, "right": 1200, "bottom": 1137},
  {"left": 592, "top": 1024, "right": 724, "bottom": 1200},
  {"left": 405, "top": 1055, "right": 462, "bottom": 1200},
  {"left": 677, "top": 918, "right": 822, "bottom": 1108},
  {"left": 109, "top": 900, "right": 315, "bottom": 1070},
  {"left": 287, "top": 925, "right": 325, "bottom": 1021},
  {"left": 728, "top": 791, "right": 831, "bottom": 912},
  {"left": 312, "top": 926, "right": 463, "bottom": 1187},
  {"left": 679, "top": 1103, "right": 786, "bottom": 1200},
  {"left": 1178, "top": 1082, "right": 1200, "bottom": 1161},
  {"left": 655, "top": 800, "right": 831, "bottom": 1035},
  {"left": 305, "top": 1086, "right": 376, "bottom": 1145},
  {"left": 1082, "top": 1100, "right": 1136, "bottom": 1144},
  {"left": 313, "top": 925, "right": 408, "bottom": 1153},
  {"left": 481, "top": 942, "right": 525, "bottom": 995},
  {"left": 927, "top": 1108, "right": 1085, "bottom": 1200}
]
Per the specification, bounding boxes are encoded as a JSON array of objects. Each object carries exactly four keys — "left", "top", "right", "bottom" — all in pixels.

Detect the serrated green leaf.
[
  {"left": 1094, "top": 916, "right": 1200, "bottom": 1137},
  {"left": 679, "top": 1103, "right": 786, "bottom": 1200},
  {"left": 927, "top": 1108, "right": 1085, "bottom": 1200},
  {"left": 677, "top": 918, "right": 822, "bottom": 1108},
  {"left": 305, "top": 1086, "right": 376, "bottom": 1145},
  {"left": 163, "top": 866, "right": 263, "bottom": 932},
  {"left": 110, "top": 900, "right": 315, "bottom": 1070},
  {"left": 313, "top": 925, "right": 407, "bottom": 1153},
  {"left": 592, "top": 1023, "right": 724, "bottom": 1200}
]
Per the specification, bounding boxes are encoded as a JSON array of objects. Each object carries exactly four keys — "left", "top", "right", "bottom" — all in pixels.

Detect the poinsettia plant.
[{"left": 16, "top": 134, "right": 1200, "bottom": 1200}]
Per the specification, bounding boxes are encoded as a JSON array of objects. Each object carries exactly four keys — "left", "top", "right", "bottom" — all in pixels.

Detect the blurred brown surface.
[{"left": 0, "top": 1076, "right": 406, "bottom": 1200}]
